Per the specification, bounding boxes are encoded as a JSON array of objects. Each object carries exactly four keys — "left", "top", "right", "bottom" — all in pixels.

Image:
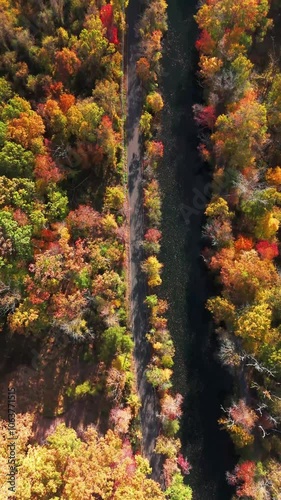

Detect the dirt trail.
[{"left": 126, "top": 0, "right": 162, "bottom": 483}]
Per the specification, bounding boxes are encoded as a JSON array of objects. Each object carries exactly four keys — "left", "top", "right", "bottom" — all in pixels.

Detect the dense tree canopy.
[
  {"left": 195, "top": 0, "right": 281, "bottom": 497},
  {"left": 0, "top": 2, "right": 190, "bottom": 499}
]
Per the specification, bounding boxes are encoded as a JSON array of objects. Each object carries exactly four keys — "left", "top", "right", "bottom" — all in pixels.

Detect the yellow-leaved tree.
[{"left": 1, "top": 424, "right": 165, "bottom": 500}]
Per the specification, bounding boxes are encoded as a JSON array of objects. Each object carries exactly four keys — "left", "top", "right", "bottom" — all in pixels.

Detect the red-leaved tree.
[
  {"left": 256, "top": 240, "right": 279, "bottom": 260},
  {"left": 100, "top": 4, "right": 113, "bottom": 28},
  {"left": 227, "top": 461, "right": 257, "bottom": 498},
  {"left": 66, "top": 205, "right": 101, "bottom": 235},
  {"left": 100, "top": 4, "right": 119, "bottom": 45},
  {"left": 193, "top": 104, "right": 216, "bottom": 128},
  {"left": 144, "top": 228, "right": 162, "bottom": 243},
  {"left": 195, "top": 30, "right": 215, "bottom": 54},
  {"left": 34, "top": 155, "right": 64, "bottom": 185},
  {"left": 177, "top": 454, "right": 192, "bottom": 475}
]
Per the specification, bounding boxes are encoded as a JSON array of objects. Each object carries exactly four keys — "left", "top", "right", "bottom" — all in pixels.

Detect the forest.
[
  {"left": 0, "top": 0, "right": 280, "bottom": 499},
  {"left": 0, "top": 0, "right": 191, "bottom": 499},
  {"left": 195, "top": 0, "right": 281, "bottom": 497}
]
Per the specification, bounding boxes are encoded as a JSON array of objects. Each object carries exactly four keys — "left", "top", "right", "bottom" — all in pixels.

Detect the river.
[{"left": 158, "top": 1, "right": 237, "bottom": 499}]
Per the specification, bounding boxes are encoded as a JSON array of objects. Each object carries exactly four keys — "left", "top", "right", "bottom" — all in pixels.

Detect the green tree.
[
  {"left": 0, "top": 142, "right": 34, "bottom": 177},
  {"left": 46, "top": 187, "right": 68, "bottom": 221},
  {"left": 0, "top": 121, "right": 7, "bottom": 147},
  {"left": 104, "top": 186, "right": 125, "bottom": 211},
  {"left": 0, "top": 76, "right": 12, "bottom": 102},
  {"left": 0, "top": 210, "right": 32, "bottom": 258},
  {"left": 1, "top": 96, "right": 31, "bottom": 122},
  {"left": 165, "top": 473, "right": 193, "bottom": 500},
  {"left": 100, "top": 326, "right": 133, "bottom": 362}
]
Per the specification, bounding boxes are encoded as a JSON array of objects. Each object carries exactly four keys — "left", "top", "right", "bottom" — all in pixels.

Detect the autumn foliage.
[
  {"left": 234, "top": 235, "right": 254, "bottom": 252},
  {"left": 196, "top": 0, "right": 281, "bottom": 495},
  {"left": 0, "top": 423, "right": 165, "bottom": 499},
  {"left": 34, "top": 154, "right": 64, "bottom": 185},
  {"left": 0, "top": 2, "right": 155, "bottom": 496},
  {"left": 100, "top": 4, "right": 119, "bottom": 45},
  {"left": 256, "top": 240, "right": 279, "bottom": 260},
  {"left": 144, "top": 228, "right": 162, "bottom": 243},
  {"left": 193, "top": 104, "right": 216, "bottom": 129},
  {"left": 227, "top": 461, "right": 257, "bottom": 498}
]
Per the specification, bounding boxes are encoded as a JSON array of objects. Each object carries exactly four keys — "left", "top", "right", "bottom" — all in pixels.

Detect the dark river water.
[{"left": 158, "top": 1, "right": 237, "bottom": 499}]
